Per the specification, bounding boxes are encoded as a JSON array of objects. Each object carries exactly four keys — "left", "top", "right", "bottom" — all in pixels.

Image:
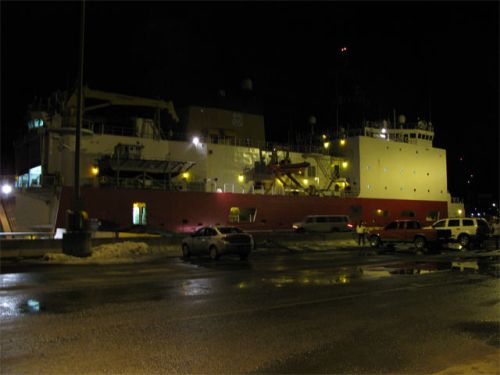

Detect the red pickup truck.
[{"left": 367, "top": 220, "right": 441, "bottom": 251}]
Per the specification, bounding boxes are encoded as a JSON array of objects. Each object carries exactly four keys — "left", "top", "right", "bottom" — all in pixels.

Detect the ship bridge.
[{"left": 362, "top": 118, "right": 435, "bottom": 147}]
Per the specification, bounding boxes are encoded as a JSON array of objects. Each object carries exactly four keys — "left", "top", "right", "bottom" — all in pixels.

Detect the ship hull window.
[
  {"left": 228, "top": 207, "right": 256, "bottom": 223},
  {"left": 401, "top": 210, "right": 416, "bottom": 218},
  {"left": 133, "top": 202, "right": 147, "bottom": 225},
  {"left": 426, "top": 211, "right": 439, "bottom": 221},
  {"left": 374, "top": 209, "right": 389, "bottom": 217}
]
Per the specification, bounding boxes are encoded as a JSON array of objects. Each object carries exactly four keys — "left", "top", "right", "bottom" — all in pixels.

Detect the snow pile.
[
  {"left": 259, "top": 239, "right": 357, "bottom": 252},
  {"left": 44, "top": 241, "right": 178, "bottom": 264}
]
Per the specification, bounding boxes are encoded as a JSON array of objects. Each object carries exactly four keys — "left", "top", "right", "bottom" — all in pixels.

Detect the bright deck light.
[
  {"left": 342, "top": 161, "right": 348, "bottom": 169},
  {"left": 2, "top": 184, "right": 12, "bottom": 195},
  {"left": 340, "top": 139, "right": 346, "bottom": 146},
  {"left": 192, "top": 136, "right": 200, "bottom": 146},
  {"left": 238, "top": 175, "right": 244, "bottom": 183}
]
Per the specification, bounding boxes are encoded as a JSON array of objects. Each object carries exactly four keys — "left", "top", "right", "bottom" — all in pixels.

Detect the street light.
[{"left": 62, "top": 0, "right": 92, "bottom": 257}]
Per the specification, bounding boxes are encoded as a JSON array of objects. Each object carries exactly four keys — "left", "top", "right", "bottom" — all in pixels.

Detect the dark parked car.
[{"left": 181, "top": 226, "right": 253, "bottom": 260}]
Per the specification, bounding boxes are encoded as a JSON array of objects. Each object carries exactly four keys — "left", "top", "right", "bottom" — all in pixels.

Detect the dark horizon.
[{"left": 1, "top": 2, "right": 498, "bottom": 210}]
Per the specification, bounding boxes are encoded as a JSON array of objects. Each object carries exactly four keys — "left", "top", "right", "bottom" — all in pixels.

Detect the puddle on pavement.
[
  {"left": 3, "top": 259, "right": 498, "bottom": 317},
  {"left": 248, "top": 259, "right": 500, "bottom": 288},
  {"left": 1, "top": 283, "right": 177, "bottom": 317}
]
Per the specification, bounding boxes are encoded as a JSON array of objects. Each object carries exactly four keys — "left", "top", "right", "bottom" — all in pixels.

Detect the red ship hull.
[{"left": 56, "top": 187, "right": 448, "bottom": 233}]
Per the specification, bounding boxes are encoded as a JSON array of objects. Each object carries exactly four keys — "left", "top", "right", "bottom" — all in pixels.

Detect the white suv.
[{"left": 432, "top": 217, "right": 491, "bottom": 248}]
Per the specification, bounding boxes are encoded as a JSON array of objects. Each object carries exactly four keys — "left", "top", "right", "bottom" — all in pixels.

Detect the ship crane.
[{"left": 65, "top": 87, "right": 179, "bottom": 140}]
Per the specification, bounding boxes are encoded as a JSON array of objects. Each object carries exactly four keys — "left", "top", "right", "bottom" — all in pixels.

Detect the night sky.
[{"left": 1, "top": 2, "right": 498, "bottom": 210}]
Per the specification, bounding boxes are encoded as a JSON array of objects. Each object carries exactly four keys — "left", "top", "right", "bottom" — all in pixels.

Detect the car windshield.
[{"left": 218, "top": 227, "right": 243, "bottom": 234}]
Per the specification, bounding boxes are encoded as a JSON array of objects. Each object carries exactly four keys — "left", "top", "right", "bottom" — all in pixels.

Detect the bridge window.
[{"left": 28, "top": 119, "right": 44, "bottom": 129}]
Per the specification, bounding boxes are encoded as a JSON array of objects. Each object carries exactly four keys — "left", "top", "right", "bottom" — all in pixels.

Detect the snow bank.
[{"left": 44, "top": 241, "right": 178, "bottom": 264}]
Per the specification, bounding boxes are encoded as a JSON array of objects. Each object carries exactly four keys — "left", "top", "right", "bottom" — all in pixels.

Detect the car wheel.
[
  {"left": 209, "top": 246, "right": 220, "bottom": 260},
  {"left": 369, "top": 235, "right": 381, "bottom": 248},
  {"left": 414, "top": 237, "right": 426, "bottom": 251},
  {"left": 182, "top": 244, "right": 190, "bottom": 258},
  {"left": 458, "top": 234, "right": 470, "bottom": 248}
]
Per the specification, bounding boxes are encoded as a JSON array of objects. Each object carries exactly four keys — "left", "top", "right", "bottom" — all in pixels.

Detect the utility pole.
[
  {"left": 63, "top": 0, "right": 92, "bottom": 257},
  {"left": 75, "top": 0, "right": 85, "bottom": 207}
]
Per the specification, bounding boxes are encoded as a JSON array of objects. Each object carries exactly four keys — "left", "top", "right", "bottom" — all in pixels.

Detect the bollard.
[{"left": 62, "top": 210, "right": 92, "bottom": 257}]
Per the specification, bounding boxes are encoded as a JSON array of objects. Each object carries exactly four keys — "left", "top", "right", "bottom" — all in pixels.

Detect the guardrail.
[{"left": 0, "top": 232, "right": 53, "bottom": 240}]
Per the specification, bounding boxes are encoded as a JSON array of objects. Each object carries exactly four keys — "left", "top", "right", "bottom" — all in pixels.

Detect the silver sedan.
[{"left": 181, "top": 226, "right": 253, "bottom": 260}]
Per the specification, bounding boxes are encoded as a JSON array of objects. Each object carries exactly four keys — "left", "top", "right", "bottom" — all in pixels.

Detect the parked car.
[
  {"left": 181, "top": 226, "right": 253, "bottom": 260},
  {"left": 368, "top": 219, "right": 441, "bottom": 251},
  {"left": 292, "top": 215, "right": 353, "bottom": 233},
  {"left": 431, "top": 217, "right": 491, "bottom": 248}
]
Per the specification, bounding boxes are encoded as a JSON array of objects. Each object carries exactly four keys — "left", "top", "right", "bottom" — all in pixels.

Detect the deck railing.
[{"left": 81, "top": 120, "right": 331, "bottom": 155}]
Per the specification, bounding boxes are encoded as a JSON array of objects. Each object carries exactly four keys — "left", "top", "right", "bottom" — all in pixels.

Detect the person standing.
[
  {"left": 356, "top": 221, "right": 367, "bottom": 246},
  {"left": 491, "top": 218, "right": 500, "bottom": 249}
]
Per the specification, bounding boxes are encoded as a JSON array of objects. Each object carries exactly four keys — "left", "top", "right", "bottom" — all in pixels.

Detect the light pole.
[{"left": 62, "top": 0, "right": 92, "bottom": 257}]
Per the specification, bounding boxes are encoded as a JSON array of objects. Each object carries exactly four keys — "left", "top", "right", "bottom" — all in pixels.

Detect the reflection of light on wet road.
[
  {"left": 260, "top": 268, "right": 362, "bottom": 287},
  {"left": 1, "top": 296, "right": 22, "bottom": 317},
  {"left": 0, "top": 273, "right": 31, "bottom": 288},
  {"left": 1, "top": 296, "right": 41, "bottom": 317},
  {"left": 179, "top": 279, "right": 213, "bottom": 296},
  {"left": 251, "top": 260, "right": 495, "bottom": 289},
  {"left": 26, "top": 299, "right": 40, "bottom": 312},
  {"left": 452, "top": 261, "right": 479, "bottom": 272}
]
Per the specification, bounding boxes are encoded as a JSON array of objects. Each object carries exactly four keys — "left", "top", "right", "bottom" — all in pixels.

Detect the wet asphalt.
[{"left": 1, "top": 246, "right": 499, "bottom": 374}]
